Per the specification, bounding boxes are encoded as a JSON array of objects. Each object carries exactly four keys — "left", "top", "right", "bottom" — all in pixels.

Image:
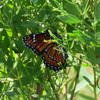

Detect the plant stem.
[
  {"left": 47, "top": 71, "right": 60, "bottom": 100},
  {"left": 70, "top": 56, "right": 82, "bottom": 100},
  {"left": 93, "top": 67, "right": 97, "bottom": 100}
]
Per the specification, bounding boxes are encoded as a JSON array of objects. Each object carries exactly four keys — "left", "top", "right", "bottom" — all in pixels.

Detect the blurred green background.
[{"left": 0, "top": 0, "right": 100, "bottom": 100}]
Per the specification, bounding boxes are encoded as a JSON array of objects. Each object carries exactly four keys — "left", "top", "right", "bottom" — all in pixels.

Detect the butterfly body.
[{"left": 23, "top": 31, "right": 67, "bottom": 71}]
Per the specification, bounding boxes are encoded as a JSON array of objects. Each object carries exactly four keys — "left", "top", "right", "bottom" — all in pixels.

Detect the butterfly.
[{"left": 23, "top": 30, "right": 68, "bottom": 71}]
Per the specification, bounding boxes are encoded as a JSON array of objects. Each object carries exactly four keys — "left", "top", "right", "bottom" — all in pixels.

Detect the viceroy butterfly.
[{"left": 23, "top": 30, "right": 68, "bottom": 71}]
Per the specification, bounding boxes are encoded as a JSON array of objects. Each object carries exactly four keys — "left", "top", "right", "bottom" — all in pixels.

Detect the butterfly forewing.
[{"left": 23, "top": 33, "right": 52, "bottom": 55}]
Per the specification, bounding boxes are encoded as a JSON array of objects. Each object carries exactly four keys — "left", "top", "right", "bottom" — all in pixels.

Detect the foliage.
[{"left": 0, "top": 0, "right": 100, "bottom": 100}]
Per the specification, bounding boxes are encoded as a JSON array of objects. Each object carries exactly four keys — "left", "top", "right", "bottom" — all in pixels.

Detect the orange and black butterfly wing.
[
  {"left": 23, "top": 31, "right": 68, "bottom": 71},
  {"left": 42, "top": 43, "right": 67, "bottom": 71},
  {"left": 23, "top": 32, "right": 52, "bottom": 55}
]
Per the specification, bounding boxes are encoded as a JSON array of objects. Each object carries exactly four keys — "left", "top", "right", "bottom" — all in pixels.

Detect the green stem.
[
  {"left": 70, "top": 56, "right": 82, "bottom": 100},
  {"left": 93, "top": 67, "right": 97, "bottom": 100},
  {"left": 47, "top": 71, "right": 60, "bottom": 100}
]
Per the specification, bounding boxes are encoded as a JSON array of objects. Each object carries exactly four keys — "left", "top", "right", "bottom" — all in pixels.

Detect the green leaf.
[
  {"left": 78, "top": 93, "right": 96, "bottom": 100},
  {"left": 83, "top": 76, "right": 93, "bottom": 87},
  {"left": 58, "top": 14, "right": 81, "bottom": 24},
  {"left": 95, "top": 47, "right": 100, "bottom": 55},
  {"left": 95, "top": 32, "right": 100, "bottom": 45},
  {"left": 96, "top": 22, "right": 100, "bottom": 32},
  {"left": 63, "top": 0, "right": 81, "bottom": 18},
  {"left": 0, "top": 30, "right": 10, "bottom": 49},
  {"left": 86, "top": 47, "right": 100, "bottom": 64},
  {"left": 94, "top": 2, "right": 100, "bottom": 22},
  {"left": 6, "top": 56, "right": 14, "bottom": 72},
  {"left": 14, "top": 39, "right": 24, "bottom": 53},
  {"left": 21, "top": 21, "right": 41, "bottom": 30},
  {"left": 0, "top": 82, "right": 3, "bottom": 92},
  {"left": 31, "top": 94, "right": 51, "bottom": 99}
]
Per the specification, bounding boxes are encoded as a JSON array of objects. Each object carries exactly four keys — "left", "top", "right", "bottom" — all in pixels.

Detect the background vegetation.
[{"left": 0, "top": 0, "right": 100, "bottom": 100}]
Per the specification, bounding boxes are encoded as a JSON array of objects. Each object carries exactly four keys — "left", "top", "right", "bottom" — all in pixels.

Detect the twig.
[{"left": 70, "top": 55, "right": 82, "bottom": 100}]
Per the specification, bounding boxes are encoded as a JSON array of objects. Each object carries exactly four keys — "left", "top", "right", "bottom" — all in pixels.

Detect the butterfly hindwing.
[{"left": 42, "top": 43, "right": 66, "bottom": 71}]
